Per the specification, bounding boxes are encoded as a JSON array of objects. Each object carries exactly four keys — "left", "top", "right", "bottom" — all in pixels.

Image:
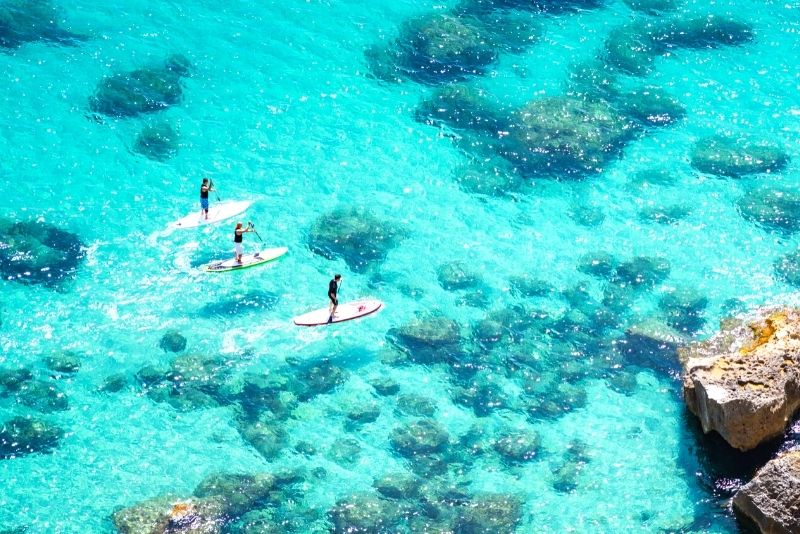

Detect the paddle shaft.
[
  {"left": 250, "top": 224, "right": 264, "bottom": 242},
  {"left": 210, "top": 180, "right": 221, "bottom": 202}
]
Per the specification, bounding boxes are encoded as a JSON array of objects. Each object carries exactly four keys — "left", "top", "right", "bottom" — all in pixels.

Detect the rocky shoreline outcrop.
[
  {"left": 681, "top": 308, "right": 800, "bottom": 451},
  {"left": 681, "top": 308, "right": 800, "bottom": 533}
]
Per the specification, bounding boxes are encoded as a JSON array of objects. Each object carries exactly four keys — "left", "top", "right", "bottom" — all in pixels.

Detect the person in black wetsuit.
[
  {"left": 200, "top": 178, "right": 215, "bottom": 220},
  {"left": 328, "top": 274, "right": 342, "bottom": 323},
  {"left": 233, "top": 221, "right": 253, "bottom": 263}
]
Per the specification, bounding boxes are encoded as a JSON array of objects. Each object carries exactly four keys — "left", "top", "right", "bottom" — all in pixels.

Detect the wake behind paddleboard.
[
  {"left": 202, "top": 247, "right": 288, "bottom": 273},
  {"left": 293, "top": 299, "right": 383, "bottom": 326},
  {"left": 170, "top": 200, "right": 253, "bottom": 229}
]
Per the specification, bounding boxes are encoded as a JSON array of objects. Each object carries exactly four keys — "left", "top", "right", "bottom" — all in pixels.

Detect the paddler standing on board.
[
  {"left": 233, "top": 222, "right": 254, "bottom": 263},
  {"left": 328, "top": 274, "right": 342, "bottom": 323},
  {"left": 200, "top": 178, "right": 215, "bottom": 220}
]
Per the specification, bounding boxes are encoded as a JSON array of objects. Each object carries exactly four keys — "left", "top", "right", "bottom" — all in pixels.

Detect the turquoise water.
[{"left": 1, "top": 0, "right": 799, "bottom": 531}]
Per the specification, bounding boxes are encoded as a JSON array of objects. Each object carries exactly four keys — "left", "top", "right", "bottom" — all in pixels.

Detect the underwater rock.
[
  {"left": 509, "top": 275, "right": 556, "bottom": 298},
  {"left": 612, "top": 256, "right": 670, "bottom": 289},
  {"left": 619, "top": 318, "right": 687, "bottom": 373},
  {"left": 390, "top": 419, "right": 449, "bottom": 457},
  {"left": 737, "top": 187, "right": 800, "bottom": 236},
  {"left": 577, "top": 251, "right": 617, "bottom": 279},
  {"left": 0, "top": 367, "right": 33, "bottom": 393},
  {"left": 297, "top": 360, "right": 348, "bottom": 400},
  {"left": 396, "top": 394, "right": 437, "bottom": 417},
  {"left": 133, "top": 121, "right": 179, "bottom": 162},
  {"left": 193, "top": 472, "right": 275, "bottom": 518},
  {"left": 415, "top": 84, "right": 500, "bottom": 131},
  {"left": 0, "top": 0, "right": 87, "bottom": 48},
  {"left": 622, "top": 0, "right": 678, "bottom": 14},
  {"left": 437, "top": 261, "right": 483, "bottom": 291},
  {"left": 602, "top": 16, "right": 753, "bottom": 76},
  {"left": 732, "top": 449, "right": 800, "bottom": 534},
  {"left": 682, "top": 308, "right": 800, "bottom": 451},
  {"left": 650, "top": 15, "right": 754, "bottom": 50},
  {"left": 453, "top": 378, "right": 507, "bottom": 417},
  {"left": 774, "top": 250, "right": 800, "bottom": 287},
  {"left": 307, "top": 207, "right": 404, "bottom": 272},
  {"left": 630, "top": 168, "right": 676, "bottom": 188},
  {"left": 44, "top": 351, "right": 81, "bottom": 374},
  {"left": 328, "top": 493, "right": 400, "bottom": 534},
  {"left": 551, "top": 441, "right": 591, "bottom": 494},
  {"left": 390, "top": 316, "right": 462, "bottom": 364},
  {"left": 136, "top": 365, "right": 168, "bottom": 387},
  {"left": 374, "top": 473, "right": 421, "bottom": 500},
  {"left": 367, "top": 376, "right": 400, "bottom": 396},
  {"left": 0, "top": 416, "right": 62, "bottom": 458},
  {"left": 498, "top": 96, "right": 635, "bottom": 178},
  {"left": 638, "top": 204, "right": 690, "bottom": 225},
  {"left": 112, "top": 494, "right": 226, "bottom": 534},
  {"left": 98, "top": 373, "right": 129, "bottom": 393},
  {"left": 460, "top": 0, "right": 605, "bottom": 14},
  {"left": 606, "top": 369, "right": 638, "bottom": 395},
  {"left": 238, "top": 420, "right": 287, "bottom": 460},
  {"left": 89, "top": 54, "right": 191, "bottom": 118},
  {"left": 166, "top": 355, "right": 228, "bottom": 392},
  {"left": 367, "top": 13, "right": 497, "bottom": 85},
  {"left": 526, "top": 382, "right": 587, "bottom": 420},
  {"left": 658, "top": 287, "right": 708, "bottom": 334},
  {"left": 346, "top": 402, "right": 381, "bottom": 425},
  {"left": 572, "top": 205, "right": 608, "bottom": 226},
  {"left": 457, "top": 493, "right": 522, "bottom": 534},
  {"left": 328, "top": 437, "right": 362, "bottom": 465},
  {"left": 619, "top": 86, "right": 685, "bottom": 127},
  {"left": 690, "top": 136, "right": 788, "bottom": 178},
  {"left": 159, "top": 330, "right": 187, "bottom": 353},
  {"left": 0, "top": 218, "right": 84, "bottom": 287},
  {"left": 453, "top": 161, "right": 525, "bottom": 197},
  {"left": 493, "top": 430, "right": 541, "bottom": 462},
  {"left": 199, "top": 290, "right": 279, "bottom": 318},
  {"left": 15, "top": 379, "right": 68, "bottom": 413},
  {"left": 238, "top": 374, "right": 298, "bottom": 421}
]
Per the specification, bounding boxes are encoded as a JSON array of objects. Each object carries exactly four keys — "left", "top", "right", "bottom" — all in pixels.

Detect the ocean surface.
[{"left": 1, "top": 0, "right": 799, "bottom": 532}]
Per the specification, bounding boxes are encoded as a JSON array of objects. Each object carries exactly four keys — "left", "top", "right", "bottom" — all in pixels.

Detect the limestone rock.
[
  {"left": 732, "top": 449, "right": 800, "bottom": 534},
  {"left": 682, "top": 308, "right": 800, "bottom": 451}
]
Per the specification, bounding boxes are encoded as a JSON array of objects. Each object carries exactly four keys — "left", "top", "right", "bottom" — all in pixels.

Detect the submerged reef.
[
  {"left": 89, "top": 55, "right": 192, "bottom": 118},
  {"left": 737, "top": 187, "right": 800, "bottom": 236},
  {"left": 0, "top": 0, "right": 87, "bottom": 49},
  {"left": 602, "top": 15, "right": 753, "bottom": 76},
  {"left": 133, "top": 121, "right": 180, "bottom": 162},
  {"left": 0, "top": 218, "right": 84, "bottom": 287},
  {"left": 307, "top": 207, "right": 404, "bottom": 272},
  {"left": 0, "top": 416, "right": 63, "bottom": 458},
  {"left": 691, "top": 136, "right": 788, "bottom": 178}
]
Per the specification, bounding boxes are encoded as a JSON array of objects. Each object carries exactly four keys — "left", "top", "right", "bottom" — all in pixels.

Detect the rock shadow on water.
[
  {"left": 133, "top": 121, "right": 180, "bottom": 162},
  {"left": 0, "top": 218, "right": 84, "bottom": 288},
  {"left": 199, "top": 290, "right": 280, "bottom": 318},
  {"left": 0, "top": 0, "right": 87, "bottom": 49},
  {"left": 307, "top": 207, "right": 404, "bottom": 273},
  {"left": 89, "top": 54, "right": 192, "bottom": 118}
]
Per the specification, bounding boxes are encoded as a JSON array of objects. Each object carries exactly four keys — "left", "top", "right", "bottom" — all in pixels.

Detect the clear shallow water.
[{"left": 1, "top": 0, "right": 799, "bottom": 532}]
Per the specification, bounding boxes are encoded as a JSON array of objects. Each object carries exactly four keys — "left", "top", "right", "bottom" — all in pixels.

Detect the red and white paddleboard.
[{"left": 293, "top": 299, "right": 383, "bottom": 327}]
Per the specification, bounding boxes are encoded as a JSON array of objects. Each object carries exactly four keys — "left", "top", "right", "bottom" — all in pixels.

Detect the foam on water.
[{"left": 1, "top": 0, "right": 799, "bottom": 531}]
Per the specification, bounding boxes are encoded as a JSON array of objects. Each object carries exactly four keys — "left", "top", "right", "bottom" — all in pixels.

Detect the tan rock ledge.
[
  {"left": 681, "top": 308, "right": 800, "bottom": 451},
  {"left": 732, "top": 449, "right": 800, "bottom": 533}
]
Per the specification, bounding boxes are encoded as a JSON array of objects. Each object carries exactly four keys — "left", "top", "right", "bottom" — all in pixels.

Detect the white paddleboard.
[
  {"left": 202, "top": 247, "right": 288, "bottom": 273},
  {"left": 293, "top": 299, "right": 383, "bottom": 326},
  {"left": 170, "top": 200, "right": 253, "bottom": 229}
]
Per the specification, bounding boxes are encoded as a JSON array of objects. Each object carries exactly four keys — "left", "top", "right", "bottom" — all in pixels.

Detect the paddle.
[
  {"left": 210, "top": 180, "right": 221, "bottom": 202},
  {"left": 248, "top": 222, "right": 264, "bottom": 243}
]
